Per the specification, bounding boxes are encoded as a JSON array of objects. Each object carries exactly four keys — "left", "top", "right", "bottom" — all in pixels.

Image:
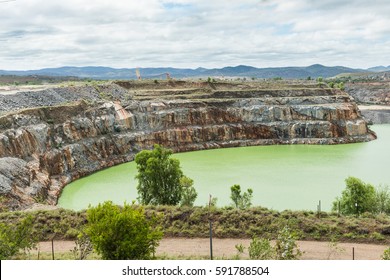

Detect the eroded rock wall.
[{"left": 0, "top": 82, "right": 376, "bottom": 209}]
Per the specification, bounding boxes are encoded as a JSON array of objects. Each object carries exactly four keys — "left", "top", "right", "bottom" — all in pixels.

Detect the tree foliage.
[
  {"left": 230, "top": 184, "right": 253, "bottom": 209},
  {"left": 85, "top": 201, "right": 163, "bottom": 260},
  {"left": 0, "top": 215, "right": 37, "bottom": 260},
  {"left": 135, "top": 145, "right": 184, "bottom": 205},
  {"left": 180, "top": 176, "right": 198, "bottom": 207},
  {"left": 382, "top": 247, "right": 390, "bottom": 260},
  {"left": 374, "top": 185, "right": 390, "bottom": 215},
  {"left": 238, "top": 227, "right": 302, "bottom": 260},
  {"left": 135, "top": 145, "right": 197, "bottom": 206},
  {"left": 332, "top": 177, "right": 376, "bottom": 215},
  {"left": 71, "top": 231, "right": 93, "bottom": 260},
  {"left": 248, "top": 237, "right": 275, "bottom": 260},
  {"left": 275, "top": 226, "right": 302, "bottom": 260}
]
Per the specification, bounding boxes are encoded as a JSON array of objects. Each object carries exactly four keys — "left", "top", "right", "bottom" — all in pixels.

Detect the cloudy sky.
[{"left": 0, "top": 0, "right": 389, "bottom": 70}]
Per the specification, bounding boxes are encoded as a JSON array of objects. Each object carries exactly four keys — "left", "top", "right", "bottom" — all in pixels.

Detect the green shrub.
[
  {"left": 382, "top": 247, "right": 390, "bottom": 260},
  {"left": 275, "top": 226, "right": 302, "bottom": 260},
  {"left": 370, "top": 232, "right": 385, "bottom": 241},
  {"left": 374, "top": 185, "right": 390, "bottom": 214},
  {"left": 332, "top": 177, "right": 376, "bottom": 216},
  {"left": 85, "top": 201, "right": 163, "bottom": 260},
  {"left": 0, "top": 215, "right": 37, "bottom": 259},
  {"left": 180, "top": 176, "right": 198, "bottom": 207},
  {"left": 248, "top": 237, "right": 275, "bottom": 260},
  {"left": 71, "top": 231, "right": 93, "bottom": 260}
]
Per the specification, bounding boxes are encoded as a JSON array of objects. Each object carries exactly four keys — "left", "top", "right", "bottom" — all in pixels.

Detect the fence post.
[
  {"left": 338, "top": 201, "right": 341, "bottom": 217},
  {"left": 209, "top": 194, "right": 213, "bottom": 260},
  {"left": 317, "top": 200, "right": 321, "bottom": 219},
  {"left": 51, "top": 238, "right": 55, "bottom": 260}
]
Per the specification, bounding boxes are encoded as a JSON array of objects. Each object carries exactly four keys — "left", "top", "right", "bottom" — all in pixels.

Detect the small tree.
[
  {"left": 275, "top": 226, "right": 302, "bottom": 260},
  {"left": 230, "top": 184, "right": 253, "bottom": 209},
  {"left": 326, "top": 240, "right": 345, "bottom": 260},
  {"left": 0, "top": 215, "right": 37, "bottom": 260},
  {"left": 336, "top": 82, "right": 345, "bottom": 91},
  {"left": 180, "top": 176, "right": 198, "bottom": 207},
  {"left": 248, "top": 237, "right": 275, "bottom": 260},
  {"left": 85, "top": 201, "right": 163, "bottom": 260},
  {"left": 135, "top": 145, "right": 184, "bottom": 205},
  {"left": 332, "top": 177, "right": 376, "bottom": 216},
  {"left": 70, "top": 231, "right": 93, "bottom": 260},
  {"left": 374, "top": 185, "right": 390, "bottom": 214}
]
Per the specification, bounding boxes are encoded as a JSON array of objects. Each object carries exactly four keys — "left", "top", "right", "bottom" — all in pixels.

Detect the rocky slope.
[
  {"left": 346, "top": 82, "right": 390, "bottom": 105},
  {"left": 345, "top": 82, "right": 390, "bottom": 124},
  {"left": 0, "top": 81, "right": 376, "bottom": 210}
]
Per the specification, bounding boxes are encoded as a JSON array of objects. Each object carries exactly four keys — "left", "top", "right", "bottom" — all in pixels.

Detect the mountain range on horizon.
[{"left": 1, "top": 64, "right": 390, "bottom": 80}]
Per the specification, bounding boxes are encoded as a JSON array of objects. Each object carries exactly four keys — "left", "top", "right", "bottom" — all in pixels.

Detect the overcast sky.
[{"left": 0, "top": 0, "right": 389, "bottom": 70}]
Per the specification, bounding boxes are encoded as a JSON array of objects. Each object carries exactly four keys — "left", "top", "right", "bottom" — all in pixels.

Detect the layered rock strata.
[{"left": 0, "top": 81, "right": 376, "bottom": 209}]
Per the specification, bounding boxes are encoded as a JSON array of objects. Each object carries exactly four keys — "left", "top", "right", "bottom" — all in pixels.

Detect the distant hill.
[
  {"left": 0, "top": 64, "right": 375, "bottom": 80},
  {"left": 367, "top": 66, "right": 390, "bottom": 72}
]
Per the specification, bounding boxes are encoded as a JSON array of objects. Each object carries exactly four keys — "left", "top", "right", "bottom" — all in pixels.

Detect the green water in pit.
[{"left": 58, "top": 125, "right": 390, "bottom": 211}]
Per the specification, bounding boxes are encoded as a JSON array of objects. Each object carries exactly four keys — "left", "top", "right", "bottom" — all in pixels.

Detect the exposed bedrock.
[
  {"left": 0, "top": 83, "right": 376, "bottom": 209},
  {"left": 361, "top": 110, "right": 390, "bottom": 124}
]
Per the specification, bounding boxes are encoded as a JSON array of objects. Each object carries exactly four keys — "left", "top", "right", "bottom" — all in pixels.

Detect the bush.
[
  {"left": 248, "top": 237, "right": 275, "bottom": 260},
  {"left": 85, "top": 201, "right": 163, "bottom": 260},
  {"left": 382, "top": 247, "right": 390, "bottom": 260},
  {"left": 180, "top": 176, "right": 198, "bottom": 207},
  {"left": 0, "top": 215, "right": 37, "bottom": 259},
  {"left": 332, "top": 177, "right": 376, "bottom": 216},
  {"left": 275, "top": 226, "right": 302, "bottom": 260},
  {"left": 71, "top": 231, "right": 93, "bottom": 260},
  {"left": 374, "top": 185, "right": 390, "bottom": 214}
]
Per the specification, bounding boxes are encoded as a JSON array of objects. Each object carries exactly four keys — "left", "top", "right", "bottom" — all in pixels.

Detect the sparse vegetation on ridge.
[{"left": 1, "top": 206, "right": 390, "bottom": 244}]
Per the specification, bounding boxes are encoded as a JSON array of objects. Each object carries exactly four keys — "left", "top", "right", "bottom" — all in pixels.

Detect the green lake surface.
[{"left": 58, "top": 125, "right": 390, "bottom": 211}]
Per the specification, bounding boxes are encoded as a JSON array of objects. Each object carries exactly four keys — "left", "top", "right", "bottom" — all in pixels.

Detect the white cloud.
[{"left": 0, "top": 0, "right": 389, "bottom": 70}]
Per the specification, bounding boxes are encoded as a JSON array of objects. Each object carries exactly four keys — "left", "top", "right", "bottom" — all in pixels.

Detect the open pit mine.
[{"left": 0, "top": 80, "right": 376, "bottom": 210}]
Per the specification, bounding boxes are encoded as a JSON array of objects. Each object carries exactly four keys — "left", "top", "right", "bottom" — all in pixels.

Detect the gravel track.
[{"left": 35, "top": 238, "right": 388, "bottom": 260}]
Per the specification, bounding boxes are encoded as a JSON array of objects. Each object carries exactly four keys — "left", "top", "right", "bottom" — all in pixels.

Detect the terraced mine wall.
[{"left": 0, "top": 81, "right": 376, "bottom": 210}]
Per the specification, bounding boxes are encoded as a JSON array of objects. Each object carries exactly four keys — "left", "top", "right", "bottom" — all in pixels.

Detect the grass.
[
  {"left": 12, "top": 251, "right": 232, "bottom": 260},
  {"left": 12, "top": 251, "right": 101, "bottom": 260}
]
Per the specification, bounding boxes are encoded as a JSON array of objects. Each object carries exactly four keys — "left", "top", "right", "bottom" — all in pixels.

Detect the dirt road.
[
  {"left": 36, "top": 238, "right": 388, "bottom": 260},
  {"left": 359, "top": 105, "right": 390, "bottom": 111}
]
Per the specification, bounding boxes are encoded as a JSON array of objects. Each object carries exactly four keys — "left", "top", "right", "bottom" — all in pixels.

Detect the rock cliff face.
[
  {"left": 0, "top": 81, "right": 376, "bottom": 210},
  {"left": 345, "top": 82, "right": 390, "bottom": 124},
  {"left": 346, "top": 82, "right": 390, "bottom": 105}
]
